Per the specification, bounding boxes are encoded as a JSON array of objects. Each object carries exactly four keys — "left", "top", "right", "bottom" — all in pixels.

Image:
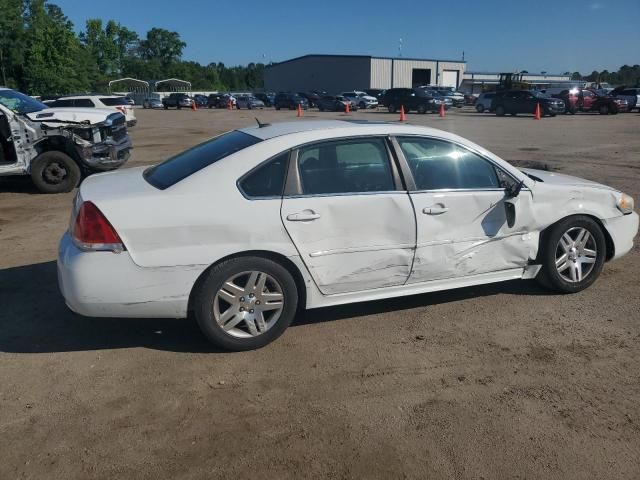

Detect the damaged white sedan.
[{"left": 57, "top": 120, "right": 638, "bottom": 350}]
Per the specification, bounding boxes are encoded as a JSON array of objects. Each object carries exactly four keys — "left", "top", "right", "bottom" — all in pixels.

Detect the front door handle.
[
  {"left": 423, "top": 205, "right": 448, "bottom": 215},
  {"left": 286, "top": 210, "right": 321, "bottom": 222}
]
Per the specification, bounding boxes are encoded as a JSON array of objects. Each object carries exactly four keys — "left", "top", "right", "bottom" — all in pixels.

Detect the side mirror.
[{"left": 505, "top": 180, "right": 525, "bottom": 198}]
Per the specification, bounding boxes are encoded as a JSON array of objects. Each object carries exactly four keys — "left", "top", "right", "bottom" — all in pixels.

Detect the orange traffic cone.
[
  {"left": 191, "top": 100, "right": 197, "bottom": 111},
  {"left": 399, "top": 105, "right": 406, "bottom": 121},
  {"left": 227, "top": 100, "right": 232, "bottom": 111},
  {"left": 345, "top": 102, "right": 350, "bottom": 114},
  {"left": 439, "top": 103, "right": 445, "bottom": 117},
  {"left": 296, "top": 103, "right": 303, "bottom": 117},
  {"left": 534, "top": 103, "right": 541, "bottom": 120}
]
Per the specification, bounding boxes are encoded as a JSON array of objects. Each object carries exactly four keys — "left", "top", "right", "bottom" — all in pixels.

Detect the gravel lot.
[{"left": 1, "top": 107, "right": 639, "bottom": 479}]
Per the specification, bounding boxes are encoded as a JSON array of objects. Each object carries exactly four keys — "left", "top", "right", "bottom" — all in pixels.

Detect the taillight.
[
  {"left": 72, "top": 201, "right": 125, "bottom": 253},
  {"left": 116, "top": 106, "right": 127, "bottom": 115}
]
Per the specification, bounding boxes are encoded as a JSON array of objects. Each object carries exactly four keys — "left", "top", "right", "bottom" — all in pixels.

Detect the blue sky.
[{"left": 55, "top": 0, "right": 639, "bottom": 74}]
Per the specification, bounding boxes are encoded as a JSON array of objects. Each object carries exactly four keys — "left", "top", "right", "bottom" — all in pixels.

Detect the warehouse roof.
[{"left": 266, "top": 54, "right": 466, "bottom": 68}]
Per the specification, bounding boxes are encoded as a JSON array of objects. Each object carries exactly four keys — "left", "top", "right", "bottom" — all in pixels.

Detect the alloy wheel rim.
[
  {"left": 555, "top": 227, "right": 597, "bottom": 283},
  {"left": 213, "top": 271, "right": 284, "bottom": 338}
]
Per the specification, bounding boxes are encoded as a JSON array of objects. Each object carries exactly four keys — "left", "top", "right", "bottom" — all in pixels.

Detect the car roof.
[{"left": 238, "top": 119, "right": 452, "bottom": 141}]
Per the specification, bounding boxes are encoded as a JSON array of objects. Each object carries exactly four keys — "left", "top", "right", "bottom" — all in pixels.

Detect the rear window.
[
  {"left": 100, "top": 97, "right": 129, "bottom": 106},
  {"left": 144, "top": 130, "right": 262, "bottom": 189}
]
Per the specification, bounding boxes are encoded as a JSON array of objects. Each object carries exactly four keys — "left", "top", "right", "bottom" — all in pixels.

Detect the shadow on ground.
[{"left": 0, "top": 261, "right": 551, "bottom": 354}]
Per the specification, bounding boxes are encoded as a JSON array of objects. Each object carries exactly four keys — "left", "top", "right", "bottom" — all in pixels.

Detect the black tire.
[
  {"left": 388, "top": 104, "right": 397, "bottom": 113},
  {"left": 194, "top": 256, "right": 299, "bottom": 351},
  {"left": 476, "top": 104, "right": 485, "bottom": 113},
  {"left": 536, "top": 215, "right": 606, "bottom": 294},
  {"left": 30, "top": 151, "right": 81, "bottom": 194},
  {"left": 496, "top": 105, "right": 506, "bottom": 116},
  {"left": 417, "top": 104, "right": 427, "bottom": 114},
  {"left": 599, "top": 104, "right": 609, "bottom": 115},
  {"left": 275, "top": 106, "right": 280, "bottom": 111},
  {"left": 164, "top": 105, "right": 168, "bottom": 110},
  {"left": 359, "top": 101, "right": 366, "bottom": 109}
]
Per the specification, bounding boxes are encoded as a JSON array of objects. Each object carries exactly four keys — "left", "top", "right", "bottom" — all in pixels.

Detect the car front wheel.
[
  {"left": 194, "top": 256, "right": 299, "bottom": 351},
  {"left": 30, "top": 151, "right": 81, "bottom": 194},
  {"left": 537, "top": 216, "right": 606, "bottom": 293},
  {"left": 476, "top": 104, "right": 485, "bottom": 113}
]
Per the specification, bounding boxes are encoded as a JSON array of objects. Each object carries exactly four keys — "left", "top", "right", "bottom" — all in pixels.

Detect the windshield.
[
  {"left": 0, "top": 89, "right": 49, "bottom": 114},
  {"left": 144, "top": 130, "right": 262, "bottom": 189}
]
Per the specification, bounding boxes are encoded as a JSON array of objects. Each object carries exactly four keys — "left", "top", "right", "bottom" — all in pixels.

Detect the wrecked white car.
[
  {"left": 0, "top": 88, "right": 131, "bottom": 193},
  {"left": 57, "top": 120, "right": 638, "bottom": 351}
]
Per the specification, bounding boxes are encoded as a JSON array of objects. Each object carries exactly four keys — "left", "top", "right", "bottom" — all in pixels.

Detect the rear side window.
[
  {"left": 100, "top": 97, "right": 129, "bottom": 106},
  {"left": 74, "top": 99, "right": 95, "bottom": 108},
  {"left": 49, "top": 99, "right": 74, "bottom": 107},
  {"left": 297, "top": 138, "right": 395, "bottom": 195},
  {"left": 398, "top": 137, "right": 499, "bottom": 190},
  {"left": 144, "top": 131, "right": 262, "bottom": 189},
  {"left": 239, "top": 152, "right": 289, "bottom": 198}
]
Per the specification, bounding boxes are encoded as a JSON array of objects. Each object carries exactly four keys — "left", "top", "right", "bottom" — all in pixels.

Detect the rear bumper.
[
  {"left": 57, "top": 232, "right": 204, "bottom": 318},
  {"left": 603, "top": 212, "right": 639, "bottom": 260}
]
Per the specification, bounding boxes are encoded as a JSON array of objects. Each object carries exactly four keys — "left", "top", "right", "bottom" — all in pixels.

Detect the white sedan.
[{"left": 58, "top": 120, "right": 638, "bottom": 350}]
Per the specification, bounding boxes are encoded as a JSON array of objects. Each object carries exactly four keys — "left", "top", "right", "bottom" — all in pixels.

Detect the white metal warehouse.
[{"left": 264, "top": 54, "right": 466, "bottom": 93}]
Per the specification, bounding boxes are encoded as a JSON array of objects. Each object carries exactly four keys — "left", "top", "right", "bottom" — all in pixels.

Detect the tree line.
[
  {"left": 566, "top": 66, "right": 640, "bottom": 86},
  {"left": 0, "top": 0, "right": 266, "bottom": 95}
]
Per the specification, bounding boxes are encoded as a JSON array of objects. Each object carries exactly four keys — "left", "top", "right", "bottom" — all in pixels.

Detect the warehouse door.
[
  {"left": 441, "top": 70, "right": 459, "bottom": 88},
  {"left": 412, "top": 69, "right": 431, "bottom": 87}
]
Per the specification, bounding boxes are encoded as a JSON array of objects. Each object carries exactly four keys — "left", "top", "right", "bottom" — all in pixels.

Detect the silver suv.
[{"left": 475, "top": 92, "right": 495, "bottom": 113}]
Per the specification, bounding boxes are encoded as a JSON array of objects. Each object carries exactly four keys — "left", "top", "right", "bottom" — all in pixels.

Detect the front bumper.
[
  {"left": 603, "top": 212, "right": 639, "bottom": 260},
  {"left": 77, "top": 135, "right": 132, "bottom": 171},
  {"left": 544, "top": 103, "right": 565, "bottom": 114},
  {"left": 57, "top": 232, "right": 201, "bottom": 318}
]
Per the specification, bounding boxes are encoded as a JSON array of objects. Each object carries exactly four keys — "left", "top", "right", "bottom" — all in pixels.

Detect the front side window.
[
  {"left": 239, "top": 152, "right": 289, "bottom": 198},
  {"left": 397, "top": 137, "right": 500, "bottom": 190},
  {"left": 144, "top": 130, "right": 262, "bottom": 189},
  {"left": 297, "top": 138, "right": 395, "bottom": 195}
]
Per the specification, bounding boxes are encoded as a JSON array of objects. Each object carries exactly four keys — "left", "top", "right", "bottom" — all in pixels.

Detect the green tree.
[
  {"left": 0, "top": 0, "right": 25, "bottom": 88},
  {"left": 80, "top": 19, "right": 138, "bottom": 77},
  {"left": 139, "top": 28, "right": 185, "bottom": 65}
]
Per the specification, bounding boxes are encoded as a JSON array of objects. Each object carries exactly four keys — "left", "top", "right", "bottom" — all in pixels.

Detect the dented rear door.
[{"left": 281, "top": 137, "right": 416, "bottom": 295}]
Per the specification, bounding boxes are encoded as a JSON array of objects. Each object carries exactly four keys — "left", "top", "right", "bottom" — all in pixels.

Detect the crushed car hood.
[
  {"left": 522, "top": 168, "right": 617, "bottom": 191},
  {"left": 26, "top": 107, "right": 116, "bottom": 125}
]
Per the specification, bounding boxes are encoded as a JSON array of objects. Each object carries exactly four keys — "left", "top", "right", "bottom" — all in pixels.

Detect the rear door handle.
[
  {"left": 286, "top": 210, "right": 321, "bottom": 222},
  {"left": 423, "top": 206, "right": 448, "bottom": 215}
]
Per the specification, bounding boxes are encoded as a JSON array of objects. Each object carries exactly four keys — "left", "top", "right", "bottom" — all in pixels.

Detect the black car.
[
  {"left": 207, "top": 94, "right": 224, "bottom": 108},
  {"left": 254, "top": 92, "right": 275, "bottom": 107},
  {"left": 382, "top": 88, "right": 443, "bottom": 113},
  {"left": 365, "top": 89, "right": 385, "bottom": 103},
  {"left": 493, "top": 90, "right": 565, "bottom": 117},
  {"left": 316, "top": 95, "right": 356, "bottom": 112},
  {"left": 296, "top": 92, "right": 321, "bottom": 108},
  {"left": 274, "top": 93, "right": 309, "bottom": 110},
  {"left": 193, "top": 94, "right": 208, "bottom": 108}
]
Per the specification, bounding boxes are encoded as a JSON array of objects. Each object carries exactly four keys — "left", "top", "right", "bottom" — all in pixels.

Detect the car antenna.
[{"left": 255, "top": 117, "right": 271, "bottom": 128}]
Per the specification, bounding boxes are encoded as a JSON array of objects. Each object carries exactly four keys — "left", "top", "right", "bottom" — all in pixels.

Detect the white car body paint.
[
  {"left": 58, "top": 120, "right": 639, "bottom": 318},
  {"left": 25, "top": 107, "right": 120, "bottom": 125}
]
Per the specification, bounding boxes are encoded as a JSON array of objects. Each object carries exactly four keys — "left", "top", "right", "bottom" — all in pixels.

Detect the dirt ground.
[{"left": 1, "top": 106, "right": 639, "bottom": 479}]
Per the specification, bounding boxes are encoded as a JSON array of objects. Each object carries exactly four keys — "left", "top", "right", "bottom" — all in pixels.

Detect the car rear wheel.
[
  {"left": 30, "top": 151, "right": 81, "bottom": 194},
  {"left": 496, "top": 105, "right": 505, "bottom": 116},
  {"left": 537, "top": 216, "right": 606, "bottom": 294},
  {"left": 476, "top": 104, "right": 485, "bottom": 113},
  {"left": 194, "top": 256, "right": 299, "bottom": 351},
  {"left": 417, "top": 104, "right": 427, "bottom": 114}
]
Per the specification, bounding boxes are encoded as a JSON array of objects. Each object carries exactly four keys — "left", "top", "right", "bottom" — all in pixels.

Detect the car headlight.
[{"left": 617, "top": 193, "right": 635, "bottom": 214}]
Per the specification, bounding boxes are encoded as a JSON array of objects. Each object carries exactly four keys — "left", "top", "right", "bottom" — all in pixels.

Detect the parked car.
[
  {"left": 46, "top": 95, "right": 137, "bottom": 127},
  {"left": 274, "top": 93, "right": 309, "bottom": 110},
  {"left": 124, "top": 97, "right": 135, "bottom": 106},
  {"left": 0, "top": 87, "right": 131, "bottom": 193},
  {"left": 142, "top": 98, "right": 163, "bottom": 109},
  {"left": 475, "top": 92, "right": 496, "bottom": 112},
  {"left": 296, "top": 92, "right": 320, "bottom": 108},
  {"left": 236, "top": 96, "right": 265, "bottom": 110},
  {"left": 316, "top": 95, "right": 356, "bottom": 112},
  {"left": 57, "top": 120, "right": 638, "bottom": 350},
  {"left": 493, "top": 90, "right": 565, "bottom": 117},
  {"left": 193, "top": 95, "right": 208, "bottom": 108},
  {"left": 254, "top": 92, "right": 275, "bottom": 107},
  {"left": 464, "top": 93, "right": 477, "bottom": 105},
  {"left": 383, "top": 88, "right": 444, "bottom": 113},
  {"left": 420, "top": 88, "right": 453, "bottom": 108},
  {"left": 340, "top": 91, "right": 379, "bottom": 109},
  {"left": 422, "top": 86, "right": 465, "bottom": 107},
  {"left": 552, "top": 88, "right": 628, "bottom": 115},
  {"left": 609, "top": 86, "right": 639, "bottom": 112},
  {"left": 365, "top": 89, "right": 386, "bottom": 103},
  {"left": 162, "top": 93, "right": 194, "bottom": 110}
]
